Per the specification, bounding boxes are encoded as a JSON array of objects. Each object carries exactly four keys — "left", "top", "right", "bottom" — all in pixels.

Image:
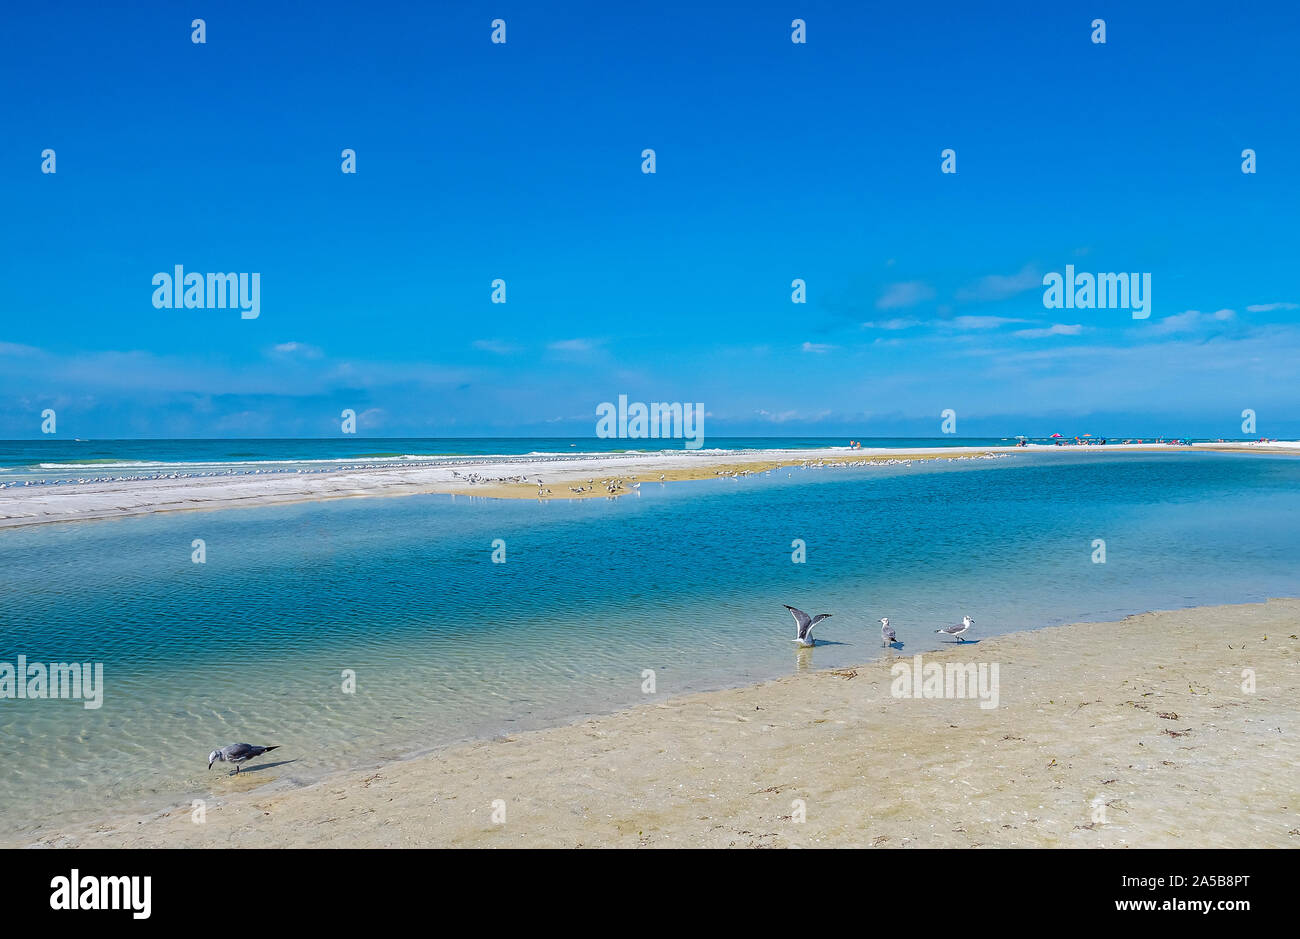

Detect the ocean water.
[{"left": 1, "top": 449, "right": 1297, "bottom": 843}]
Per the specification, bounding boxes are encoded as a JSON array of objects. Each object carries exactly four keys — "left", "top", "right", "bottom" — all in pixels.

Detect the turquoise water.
[{"left": 1, "top": 450, "right": 1298, "bottom": 843}]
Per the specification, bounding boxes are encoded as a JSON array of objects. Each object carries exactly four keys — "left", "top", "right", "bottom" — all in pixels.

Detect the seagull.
[
  {"left": 208, "top": 743, "right": 280, "bottom": 775},
  {"left": 936, "top": 616, "right": 974, "bottom": 642},
  {"left": 880, "top": 617, "right": 896, "bottom": 646},
  {"left": 784, "top": 604, "right": 831, "bottom": 647}
]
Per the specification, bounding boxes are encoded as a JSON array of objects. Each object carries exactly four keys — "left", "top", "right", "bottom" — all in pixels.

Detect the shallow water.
[{"left": 1, "top": 450, "right": 1297, "bottom": 843}]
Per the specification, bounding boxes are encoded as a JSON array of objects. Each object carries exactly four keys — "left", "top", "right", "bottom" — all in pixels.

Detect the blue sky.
[{"left": 1, "top": 0, "right": 1298, "bottom": 438}]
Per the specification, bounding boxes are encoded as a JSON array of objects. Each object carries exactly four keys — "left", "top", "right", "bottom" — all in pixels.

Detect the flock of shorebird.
[
  {"left": 2, "top": 462, "right": 424, "bottom": 489},
  {"left": 452, "top": 471, "right": 649, "bottom": 496},
  {"left": 783, "top": 604, "right": 975, "bottom": 648},
  {"left": 444, "top": 452, "right": 1006, "bottom": 500},
  {"left": 567, "top": 476, "right": 643, "bottom": 495}
]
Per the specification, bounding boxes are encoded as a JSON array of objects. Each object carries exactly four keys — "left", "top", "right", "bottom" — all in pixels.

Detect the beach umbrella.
[
  {"left": 1050, "top": 433, "right": 1062, "bottom": 438},
  {"left": 1082, "top": 434, "right": 1092, "bottom": 438}
]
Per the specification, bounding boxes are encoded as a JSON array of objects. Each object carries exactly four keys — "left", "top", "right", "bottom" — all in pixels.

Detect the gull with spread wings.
[{"left": 784, "top": 604, "right": 832, "bottom": 647}]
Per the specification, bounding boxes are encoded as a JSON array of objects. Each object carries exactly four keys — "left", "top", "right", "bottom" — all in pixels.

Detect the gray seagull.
[
  {"left": 784, "top": 604, "right": 832, "bottom": 647},
  {"left": 935, "top": 615, "right": 974, "bottom": 642},
  {"left": 208, "top": 743, "right": 280, "bottom": 774},
  {"left": 880, "top": 616, "right": 897, "bottom": 646}
]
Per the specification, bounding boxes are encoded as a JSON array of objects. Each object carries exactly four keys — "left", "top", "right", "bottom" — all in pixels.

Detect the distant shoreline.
[{"left": 2, "top": 442, "right": 1297, "bottom": 530}]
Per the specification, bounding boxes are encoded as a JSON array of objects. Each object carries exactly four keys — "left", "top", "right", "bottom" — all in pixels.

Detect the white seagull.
[
  {"left": 880, "top": 617, "right": 896, "bottom": 646},
  {"left": 936, "top": 615, "right": 974, "bottom": 642},
  {"left": 784, "top": 604, "right": 832, "bottom": 647}
]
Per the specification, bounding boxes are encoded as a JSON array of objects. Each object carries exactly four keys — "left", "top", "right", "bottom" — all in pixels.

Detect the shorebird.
[
  {"left": 936, "top": 616, "right": 974, "bottom": 642},
  {"left": 880, "top": 617, "right": 896, "bottom": 646},
  {"left": 208, "top": 743, "right": 280, "bottom": 775},
  {"left": 784, "top": 604, "right": 832, "bottom": 647}
]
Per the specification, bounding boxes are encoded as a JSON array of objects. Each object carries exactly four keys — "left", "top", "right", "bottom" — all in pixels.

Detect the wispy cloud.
[
  {"left": 1245, "top": 302, "right": 1298, "bottom": 313},
  {"left": 472, "top": 339, "right": 521, "bottom": 355},
  {"left": 1148, "top": 309, "right": 1235, "bottom": 335},
  {"left": 270, "top": 341, "right": 323, "bottom": 359},
  {"left": 946, "top": 315, "right": 1032, "bottom": 330},
  {"left": 860, "top": 318, "right": 920, "bottom": 330},
  {"left": 0, "top": 340, "right": 43, "bottom": 357},
  {"left": 547, "top": 338, "right": 599, "bottom": 353},
  {"left": 1013, "top": 324, "right": 1084, "bottom": 338},
  {"left": 0, "top": 344, "right": 474, "bottom": 398},
  {"left": 801, "top": 341, "right": 835, "bottom": 354},
  {"left": 862, "top": 314, "right": 1029, "bottom": 332},
  {"left": 876, "top": 281, "right": 934, "bottom": 310},
  {"left": 755, "top": 407, "right": 831, "bottom": 423},
  {"left": 955, "top": 264, "right": 1041, "bottom": 303}
]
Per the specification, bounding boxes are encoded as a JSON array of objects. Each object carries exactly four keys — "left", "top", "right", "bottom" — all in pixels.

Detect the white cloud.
[
  {"left": 1013, "top": 324, "right": 1084, "bottom": 338},
  {"left": 0, "top": 341, "right": 42, "bottom": 357},
  {"left": 801, "top": 341, "right": 835, "bottom": 354},
  {"left": 756, "top": 407, "right": 832, "bottom": 423},
  {"left": 472, "top": 339, "right": 521, "bottom": 355},
  {"left": 863, "top": 314, "right": 1029, "bottom": 332},
  {"left": 1148, "top": 309, "right": 1235, "bottom": 335},
  {"left": 876, "top": 281, "right": 934, "bottom": 310},
  {"left": 270, "top": 341, "right": 323, "bottom": 359},
  {"left": 955, "top": 264, "right": 1041, "bottom": 303},
  {"left": 860, "top": 317, "right": 919, "bottom": 330},
  {"left": 1245, "top": 302, "right": 1299, "bottom": 313},
  {"left": 547, "top": 338, "right": 599, "bottom": 353},
  {"left": 947, "top": 315, "right": 1031, "bottom": 330}
]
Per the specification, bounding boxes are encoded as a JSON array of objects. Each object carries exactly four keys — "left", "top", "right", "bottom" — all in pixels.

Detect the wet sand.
[{"left": 34, "top": 599, "right": 1299, "bottom": 848}]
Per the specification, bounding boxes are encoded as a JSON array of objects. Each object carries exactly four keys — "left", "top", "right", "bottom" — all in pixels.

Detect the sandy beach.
[
  {"left": 33, "top": 598, "right": 1298, "bottom": 849},
  {"left": 3, "top": 442, "right": 1290, "bottom": 530},
  {"left": 0, "top": 446, "right": 998, "bottom": 528}
]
